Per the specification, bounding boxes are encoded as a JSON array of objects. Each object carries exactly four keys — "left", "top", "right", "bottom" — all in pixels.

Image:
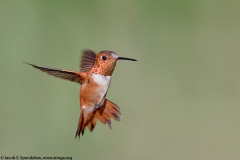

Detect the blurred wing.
[
  {"left": 80, "top": 50, "right": 96, "bottom": 72},
  {"left": 24, "top": 62, "right": 82, "bottom": 84}
]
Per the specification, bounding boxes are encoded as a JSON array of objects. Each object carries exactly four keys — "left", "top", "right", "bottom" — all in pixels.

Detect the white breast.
[
  {"left": 92, "top": 73, "right": 111, "bottom": 86},
  {"left": 91, "top": 73, "right": 112, "bottom": 106}
]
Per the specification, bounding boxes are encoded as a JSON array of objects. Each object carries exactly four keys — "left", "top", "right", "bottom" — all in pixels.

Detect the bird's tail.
[
  {"left": 94, "top": 99, "right": 121, "bottom": 129},
  {"left": 75, "top": 99, "right": 121, "bottom": 139},
  {"left": 75, "top": 111, "right": 85, "bottom": 139}
]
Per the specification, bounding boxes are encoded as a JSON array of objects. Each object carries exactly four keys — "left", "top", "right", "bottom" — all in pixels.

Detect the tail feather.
[
  {"left": 105, "top": 100, "right": 121, "bottom": 114},
  {"left": 75, "top": 99, "right": 121, "bottom": 139},
  {"left": 96, "top": 99, "right": 120, "bottom": 129},
  {"left": 75, "top": 112, "right": 85, "bottom": 139},
  {"left": 105, "top": 118, "right": 112, "bottom": 129},
  {"left": 87, "top": 117, "right": 96, "bottom": 132},
  {"left": 104, "top": 108, "right": 121, "bottom": 121},
  {"left": 95, "top": 112, "right": 106, "bottom": 124},
  {"left": 101, "top": 111, "right": 112, "bottom": 128}
]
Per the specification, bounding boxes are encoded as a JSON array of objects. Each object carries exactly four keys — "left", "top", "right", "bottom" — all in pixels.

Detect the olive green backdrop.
[{"left": 1, "top": 0, "right": 240, "bottom": 160}]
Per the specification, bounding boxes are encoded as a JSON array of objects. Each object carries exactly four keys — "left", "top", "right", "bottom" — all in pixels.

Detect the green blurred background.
[{"left": 1, "top": 0, "right": 240, "bottom": 159}]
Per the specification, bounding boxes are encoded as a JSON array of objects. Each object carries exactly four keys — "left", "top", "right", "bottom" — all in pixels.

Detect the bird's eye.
[{"left": 102, "top": 56, "right": 107, "bottom": 60}]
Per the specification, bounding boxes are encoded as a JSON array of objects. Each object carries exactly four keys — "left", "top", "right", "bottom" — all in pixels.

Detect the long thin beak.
[{"left": 117, "top": 57, "right": 137, "bottom": 61}]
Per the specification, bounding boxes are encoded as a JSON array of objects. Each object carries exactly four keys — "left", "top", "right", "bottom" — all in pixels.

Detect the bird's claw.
[{"left": 94, "top": 103, "right": 101, "bottom": 109}]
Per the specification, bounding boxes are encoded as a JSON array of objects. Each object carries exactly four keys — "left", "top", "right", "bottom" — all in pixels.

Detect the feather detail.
[
  {"left": 80, "top": 50, "right": 96, "bottom": 72},
  {"left": 87, "top": 117, "right": 96, "bottom": 132},
  {"left": 75, "top": 111, "right": 85, "bottom": 139},
  {"left": 95, "top": 111, "right": 106, "bottom": 124},
  {"left": 24, "top": 62, "right": 82, "bottom": 84},
  {"left": 95, "top": 99, "right": 121, "bottom": 129}
]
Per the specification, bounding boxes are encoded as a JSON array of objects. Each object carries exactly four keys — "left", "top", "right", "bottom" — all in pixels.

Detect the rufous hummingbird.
[{"left": 25, "top": 50, "right": 137, "bottom": 139}]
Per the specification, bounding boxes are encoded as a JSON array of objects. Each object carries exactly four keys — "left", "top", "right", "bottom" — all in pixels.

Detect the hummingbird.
[{"left": 25, "top": 50, "right": 137, "bottom": 139}]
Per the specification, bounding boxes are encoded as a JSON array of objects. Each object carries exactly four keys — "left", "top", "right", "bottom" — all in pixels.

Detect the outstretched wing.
[
  {"left": 24, "top": 62, "right": 82, "bottom": 84},
  {"left": 80, "top": 50, "right": 96, "bottom": 72}
]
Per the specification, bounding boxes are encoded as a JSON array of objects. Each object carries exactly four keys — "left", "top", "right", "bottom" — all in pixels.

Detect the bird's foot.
[{"left": 94, "top": 103, "right": 101, "bottom": 109}]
